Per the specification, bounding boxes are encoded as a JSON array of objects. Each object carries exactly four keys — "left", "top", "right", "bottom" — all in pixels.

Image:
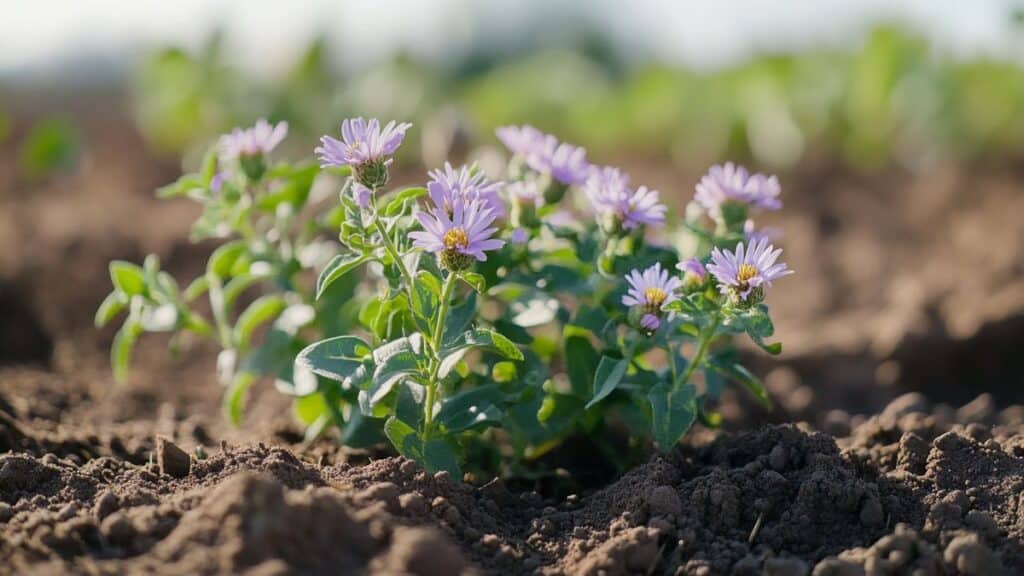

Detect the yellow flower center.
[
  {"left": 737, "top": 263, "right": 759, "bottom": 284},
  {"left": 644, "top": 287, "right": 668, "bottom": 308},
  {"left": 443, "top": 227, "right": 470, "bottom": 251}
]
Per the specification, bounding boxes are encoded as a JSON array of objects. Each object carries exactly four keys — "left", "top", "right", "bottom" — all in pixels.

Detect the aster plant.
[{"left": 99, "top": 116, "right": 795, "bottom": 478}]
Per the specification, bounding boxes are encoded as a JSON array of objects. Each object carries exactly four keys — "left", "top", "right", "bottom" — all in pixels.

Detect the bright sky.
[{"left": 2, "top": 0, "right": 1021, "bottom": 81}]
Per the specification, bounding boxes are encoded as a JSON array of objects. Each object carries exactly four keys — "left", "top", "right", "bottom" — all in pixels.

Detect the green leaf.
[
  {"left": 437, "top": 385, "right": 504, "bottom": 433},
  {"left": 233, "top": 295, "right": 287, "bottom": 350},
  {"left": 586, "top": 356, "right": 628, "bottom": 409},
  {"left": 200, "top": 146, "right": 219, "bottom": 184},
  {"left": 157, "top": 175, "right": 205, "bottom": 199},
  {"left": 492, "top": 361, "right": 517, "bottom": 383},
  {"left": 443, "top": 329, "right": 523, "bottom": 361},
  {"left": 571, "top": 305, "right": 610, "bottom": 336},
  {"left": 95, "top": 292, "right": 126, "bottom": 328},
  {"left": 223, "top": 272, "right": 273, "bottom": 308},
  {"left": 423, "top": 439, "right": 462, "bottom": 477},
  {"left": 709, "top": 361, "right": 772, "bottom": 408},
  {"left": 111, "top": 321, "right": 142, "bottom": 382},
  {"left": 442, "top": 291, "right": 477, "bottom": 345},
  {"left": 207, "top": 241, "right": 247, "bottom": 278},
  {"left": 726, "top": 304, "right": 781, "bottom": 355},
  {"left": 384, "top": 416, "right": 423, "bottom": 461},
  {"left": 459, "top": 271, "right": 486, "bottom": 293},
  {"left": 182, "top": 276, "right": 209, "bottom": 302},
  {"left": 381, "top": 186, "right": 427, "bottom": 217},
  {"left": 647, "top": 383, "right": 697, "bottom": 451},
  {"left": 395, "top": 381, "right": 425, "bottom": 430},
  {"left": 223, "top": 371, "right": 256, "bottom": 425},
  {"left": 316, "top": 253, "right": 370, "bottom": 300},
  {"left": 564, "top": 333, "right": 599, "bottom": 398},
  {"left": 296, "top": 335, "right": 372, "bottom": 384},
  {"left": 109, "top": 261, "right": 146, "bottom": 296},
  {"left": 411, "top": 270, "right": 440, "bottom": 322},
  {"left": 369, "top": 334, "right": 426, "bottom": 404},
  {"left": 292, "top": 392, "right": 330, "bottom": 426}
]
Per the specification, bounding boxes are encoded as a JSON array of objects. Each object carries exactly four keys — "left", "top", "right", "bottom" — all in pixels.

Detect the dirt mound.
[{"left": 2, "top": 393, "right": 1024, "bottom": 574}]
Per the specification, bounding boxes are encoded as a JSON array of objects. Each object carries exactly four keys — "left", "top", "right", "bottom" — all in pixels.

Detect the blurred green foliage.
[
  {"left": 18, "top": 117, "right": 80, "bottom": 179},
  {"left": 133, "top": 25, "right": 1024, "bottom": 170}
]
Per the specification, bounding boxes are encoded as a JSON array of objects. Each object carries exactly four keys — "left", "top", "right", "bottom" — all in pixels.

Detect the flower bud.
[
  {"left": 239, "top": 153, "right": 266, "bottom": 182},
  {"left": 439, "top": 249, "right": 474, "bottom": 272},
  {"left": 355, "top": 160, "right": 390, "bottom": 190}
]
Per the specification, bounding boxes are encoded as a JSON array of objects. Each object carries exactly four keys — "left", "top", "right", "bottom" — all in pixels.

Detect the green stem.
[
  {"left": 373, "top": 216, "right": 416, "bottom": 296},
  {"left": 677, "top": 315, "right": 721, "bottom": 388},
  {"left": 423, "top": 272, "right": 457, "bottom": 435}
]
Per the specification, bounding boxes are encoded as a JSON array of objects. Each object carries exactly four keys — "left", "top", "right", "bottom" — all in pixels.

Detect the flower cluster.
[
  {"left": 428, "top": 163, "right": 505, "bottom": 217},
  {"left": 103, "top": 114, "right": 802, "bottom": 477},
  {"left": 496, "top": 125, "right": 591, "bottom": 187}
]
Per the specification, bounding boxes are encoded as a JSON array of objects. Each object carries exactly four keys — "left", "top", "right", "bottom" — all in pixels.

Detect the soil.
[{"left": 2, "top": 94, "right": 1024, "bottom": 574}]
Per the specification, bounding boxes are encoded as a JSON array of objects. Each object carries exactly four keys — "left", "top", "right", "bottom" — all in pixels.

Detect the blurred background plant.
[{"left": 125, "top": 24, "right": 1024, "bottom": 174}]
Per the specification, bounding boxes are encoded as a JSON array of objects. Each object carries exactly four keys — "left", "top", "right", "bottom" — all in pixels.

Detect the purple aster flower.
[
  {"left": 509, "top": 227, "right": 530, "bottom": 245},
  {"left": 622, "top": 263, "right": 682, "bottom": 325},
  {"left": 676, "top": 257, "right": 707, "bottom": 289},
  {"left": 428, "top": 163, "right": 506, "bottom": 217},
  {"left": 585, "top": 167, "right": 667, "bottom": 231},
  {"left": 640, "top": 313, "right": 661, "bottom": 332},
  {"left": 531, "top": 138, "right": 591, "bottom": 186},
  {"left": 707, "top": 238, "right": 793, "bottom": 303},
  {"left": 219, "top": 119, "right": 288, "bottom": 160},
  {"left": 410, "top": 197, "right": 505, "bottom": 271},
  {"left": 495, "top": 125, "right": 547, "bottom": 157},
  {"left": 694, "top": 162, "right": 782, "bottom": 219},
  {"left": 496, "top": 125, "right": 591, "bottom": 186},
  {"left": 316, "top": 118, "right": 412, "bottom": 168},
  {"left": 352, "top": 182, "right": 373, "bottom": 209}
]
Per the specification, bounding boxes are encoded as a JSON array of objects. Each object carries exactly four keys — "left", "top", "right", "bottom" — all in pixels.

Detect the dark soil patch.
[{"left": 2, "top": 395, "right": 1024, "bottom": 574}]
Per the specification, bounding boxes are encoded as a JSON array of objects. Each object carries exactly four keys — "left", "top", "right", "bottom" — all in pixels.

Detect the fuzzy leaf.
[
  {"left": 296, "top": 335, "right": 372, "bottom": 384},
  {"left": 443, "top": 329, "right": 523, "bottom": 361},
  {"left": 459, "top": 272, "right": 486, "bottom": 293},
  {"left": 381, "top": 186, "right": 427, "bottom": 217},
  {"left": 316, "top": 253, "right": 370, "bottom": 300},
  {"left": 384, "top": 416, "right": 423, "bottom": 461}
]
